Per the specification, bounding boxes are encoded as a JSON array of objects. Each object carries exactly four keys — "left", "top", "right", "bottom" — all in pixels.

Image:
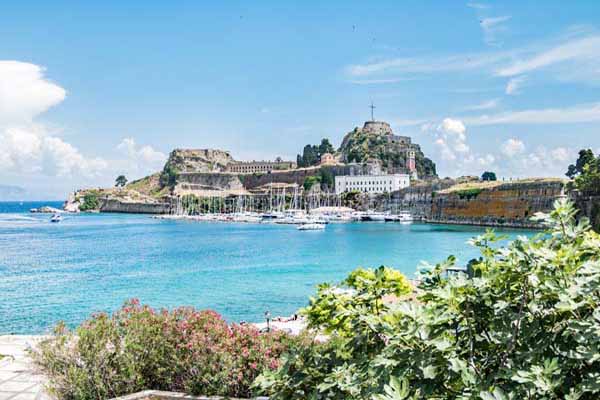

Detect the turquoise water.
[{"left": 0, "top": 202, "right": 536, "bottom": 334}]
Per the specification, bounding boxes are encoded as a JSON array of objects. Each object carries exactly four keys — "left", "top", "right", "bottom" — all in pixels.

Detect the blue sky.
[{"left": 1, "top": 1, "right": 600, "bottom": 199}]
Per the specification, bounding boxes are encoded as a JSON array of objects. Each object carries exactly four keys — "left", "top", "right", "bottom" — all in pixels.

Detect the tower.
[{"left": 407, "top": 150, "right": 416, "bottom": 175}]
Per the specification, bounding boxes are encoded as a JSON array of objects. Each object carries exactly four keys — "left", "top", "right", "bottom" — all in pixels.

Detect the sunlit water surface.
[{"left": 0, "top": 201, "right": 536, "bottom": 334}]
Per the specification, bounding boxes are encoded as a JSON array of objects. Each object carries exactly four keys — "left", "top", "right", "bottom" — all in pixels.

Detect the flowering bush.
[{"left": 32, "top": 300, "right": 300, "bottom": 399}]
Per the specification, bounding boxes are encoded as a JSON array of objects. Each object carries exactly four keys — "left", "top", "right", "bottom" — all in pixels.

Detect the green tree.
[
  {"left": 318, "top": 168, "right": 334, "bottom": 190},
  {"left": 79, "top": 192, "right": 99, "bottom": 211},
  {"left": 318, "top": 138, "right": 335, "bottom": 157},
  {"left": 159, "top": 165, "right": 179, "bottom": 188},
  {"left": 481, "top": 171, "right": 497, "bottom": 181},
  {"left": 258, "top": 200, "right": 600, "bottom": 400},
  {"left": 115, "top": 175, "right": 128, "bottom": 187},
  {"left": 567, "top": 149, "right": 600, "bottom": 195},
  {"left": 303, "top": 175, "right": 321, "bottom": 191},
  {"left": 301, "top": 145, "right": 319, "bottom": 167},
  {"left": 566, "top": 148, "right": 596, "bottom": 179}
]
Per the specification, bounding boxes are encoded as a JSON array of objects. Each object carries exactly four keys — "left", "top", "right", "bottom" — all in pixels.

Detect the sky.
[{"left": 1, "top": 1, "right": 600, "bottom": 199}]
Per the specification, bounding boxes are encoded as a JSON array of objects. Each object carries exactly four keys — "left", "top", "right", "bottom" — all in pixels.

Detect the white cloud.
[
  {"left": 116, "top": 137, "right": 166, "bottom": 176},
  {"left": 515, "top": 146, "right": 575, "bottom": 177},
  {"left": 463, "top": 98, "right": 499, "bottom": 111},
  {"left": 550, "top": 146, "right": 570, "bottom": 162},
  {"left": 0, "top": 61, "right": 66, "bottom": 124},
  {"left": 344, "top": 51, "right": 510, "bottom": 77},
  {"left": 463, "top": 102, "right": 600, "bottom": 125},
  {"left": 467, "top": 2, "right": 489, "bottom": 10},
  {"left": 348, "top": 78, "right": 409, "bottom": 85},
  {"left": 505, "top": 76, "right": 526, "bottom": 95},
  {"left": 432, "top": 118, "right": 470, "bottom": 161},
  {"left": 480, "top": 16, "right": 511, "bottom": 46},
  {"left": 0, "top": 61, "right": 107, "bottom": 179},
  {"left": 344, "top": 30, "right": 600, "bottom": 88},
  {"left": 497, "top": 34, "right": 600, "bottom": 77},
  {"left": 501, "top": 138, "right": 525, "bottom": 157}
]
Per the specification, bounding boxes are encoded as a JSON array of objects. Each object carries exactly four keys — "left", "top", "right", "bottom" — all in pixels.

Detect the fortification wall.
[
  {"left": 572, "top": 194, "right": 600, "bottom": 231},
  {"left": 239, "top": 165, "right": 359, "bottom": 190},
  {"left": 99, "top": 198, "right": 172, "bottom": 214},
  {"left": 428, "top": 180, "right": 566, "bottom": 228}
]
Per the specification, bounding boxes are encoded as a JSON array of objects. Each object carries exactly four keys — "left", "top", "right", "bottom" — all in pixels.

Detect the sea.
[{"left": 0, "top": 201, "right": 537, "bottom": 334}]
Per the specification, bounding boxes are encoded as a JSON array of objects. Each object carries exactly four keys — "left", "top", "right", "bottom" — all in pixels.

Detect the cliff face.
[
  {"left": 163, "top": 149, "right": 235, "bottom": 173},
  {"left": 338, "top": 121, "right": 437, "bottom": 178},
  {"left": 428, "top": 179, "right": 566, "bottom": 228},
  {"left": 174, "top": 172, "right": 248, "bottom": 197}
]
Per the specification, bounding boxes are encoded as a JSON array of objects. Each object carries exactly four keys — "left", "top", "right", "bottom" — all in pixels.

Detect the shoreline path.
[{"left": 0, "top": 335, "right": 50, "bottom": 400}]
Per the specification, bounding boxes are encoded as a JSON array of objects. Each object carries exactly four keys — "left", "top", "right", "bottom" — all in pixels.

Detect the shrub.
[
  {"left": 79, "top": 192, "right": 99, "bottom": 211},
  {"left": 456, "top": 188, "right": 483, "bottom": 199},
  {"left": 257, "top": 200, "right": 600, "bottom": 399},
  {"left": 33, "top": 300, "right": 299, "bottom": 399}
]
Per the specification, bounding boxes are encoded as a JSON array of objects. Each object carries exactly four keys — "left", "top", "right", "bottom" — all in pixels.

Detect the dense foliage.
[
  {"left": 159, "top": 164, "right": 179, "bottom": 188},
  {"left": 567, "top": 149, "right": 600, "bottom": 195},
  {"left": 115, "top": 175, "right": 128, "bottom": 187},
  {"left": 481, "top": 171, "right": 497, "bottom": 181},
  {"left": 79, "top": 192, "right": 99, "bottom": 211},
  {"left": 297, "top": 138, "right": 336, "bottom": 167},
  {"left": 33, "top": 300, "right": 300, "bottom": 400},
  {"left": 258, "top": 200, "right": 600, "bottom": 399},
  {"left": 339, "top": 127, "right": 436, "bottom": 177}
]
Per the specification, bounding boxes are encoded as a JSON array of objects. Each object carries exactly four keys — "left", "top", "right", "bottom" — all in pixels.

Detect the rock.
[{"left": 164, "top": 149, "right": 235, "bottom": 173}]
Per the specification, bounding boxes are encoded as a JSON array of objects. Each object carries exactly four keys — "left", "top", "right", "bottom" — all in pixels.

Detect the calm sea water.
[{"left": 0, "top": 201, "right": 536, "bottom": 334}]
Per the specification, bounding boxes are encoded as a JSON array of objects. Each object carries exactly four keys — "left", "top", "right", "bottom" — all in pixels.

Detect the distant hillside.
[{"left": 338, "top": 121, "right": 437, "bottom": 178}]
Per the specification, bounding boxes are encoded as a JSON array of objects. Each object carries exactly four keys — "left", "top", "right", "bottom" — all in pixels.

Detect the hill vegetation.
[{"left": 338, "top": 124, "right": 437, "bottom": 177}]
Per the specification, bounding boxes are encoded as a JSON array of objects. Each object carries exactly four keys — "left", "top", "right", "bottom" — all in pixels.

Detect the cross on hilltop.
[{"left": 369, "top": 102, "right": 376, "bottom": 121}]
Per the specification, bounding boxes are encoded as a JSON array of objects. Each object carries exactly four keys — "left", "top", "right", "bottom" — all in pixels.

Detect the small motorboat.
[
  {"left": 297, "top": 223, "right": 326, "bottom": 231},
  {"left": 50, "top": 214, "right": 63, "bottom": 223}
]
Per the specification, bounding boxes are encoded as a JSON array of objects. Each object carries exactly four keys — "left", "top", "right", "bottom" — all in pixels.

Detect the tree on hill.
[
  {"left": 567, "top": 149, "right": 596, "bottom": 179},
  {"left": 115, "top": 175, "right": 128, "bottom": 187},
  {"left": 318, "top": 138, "right": 334, "bottom": 156},
  {"left": 481, "top": 171, "right": 497, "bottom": 181},
  {"left": 296, "top": 139, "right": 334, "bottom": 167},
  {"left": 566, "top": 149, "right": 600, "bottom": 195}
]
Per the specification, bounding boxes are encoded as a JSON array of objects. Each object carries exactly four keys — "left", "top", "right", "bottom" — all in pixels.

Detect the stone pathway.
[{"left": 0, "top": 336, "right": 51, "bottom": 400}]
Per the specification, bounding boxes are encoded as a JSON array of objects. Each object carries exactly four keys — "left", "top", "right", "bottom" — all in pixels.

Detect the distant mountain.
[{"left": 0, "top": 184, "right": 27, "bottom": 201}]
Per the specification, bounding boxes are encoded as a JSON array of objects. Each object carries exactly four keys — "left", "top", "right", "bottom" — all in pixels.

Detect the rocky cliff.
[
  {"left": 163, "top": 149, "right": 234, "bottom": 173},
  {"left": 338, "top": 121, "right": 437, "bottom": 178},
  {"left": 428, "top": 179, "right": 566, "bottom": 228}
]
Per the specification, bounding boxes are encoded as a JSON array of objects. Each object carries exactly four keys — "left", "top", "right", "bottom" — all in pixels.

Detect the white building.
[{"left": 335, "top": 174, "right": 410, "bottom": 195}]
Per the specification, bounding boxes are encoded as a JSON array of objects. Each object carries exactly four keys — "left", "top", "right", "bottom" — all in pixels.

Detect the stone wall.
[
  {"left": 99, "top": 198, "right": 173, "bottom": 214},
  {"left": 572, "top": 194, "right": 600, "bottom": 231},
  {"left": 239, "top": 165, "right": 362, "bottom": 190},
  {"left": 175, "top": 172, "right": 246, "bottom": 194},
  {"left": 428, "top": 180, "right": 566, "bottom": 228}
]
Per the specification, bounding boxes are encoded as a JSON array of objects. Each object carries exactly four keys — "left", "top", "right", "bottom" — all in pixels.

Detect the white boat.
[
  {"left": 362, "top": 211, "right": 387, "bottom": 221},
  {"left": 384, "top": 211, "right": 414, "bottom": 223},
  {"left": 397, "top": 211, "right": 413, "bottom": 223},
  {"left": 50, "top": 214, "right": 63, "bottom": 223},
  {"left": 297, "top": 223, "right": 326, "bottom": 231}
]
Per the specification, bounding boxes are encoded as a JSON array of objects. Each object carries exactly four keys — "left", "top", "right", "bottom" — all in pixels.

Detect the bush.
[
  {"left": 33, "top": 300, "right": 300, "bottom": 399},
  {"left": 258, "top": 200, "right": 600, "bottom": 399},
  {"left": 79, "top": 192, "right": 99, "bottom": 211}
]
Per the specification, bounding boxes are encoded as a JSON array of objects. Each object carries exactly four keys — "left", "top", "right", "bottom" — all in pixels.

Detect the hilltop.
[{"left": 338, "top": 121, "right": 437, "bottom": 178}]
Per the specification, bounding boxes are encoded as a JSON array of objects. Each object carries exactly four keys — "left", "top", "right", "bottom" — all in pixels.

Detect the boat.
[
  {"left": 362, "top": 211, "right": 387, "bottom": 222},
  {"left": 397, "top": 211, "right": 413, "bottom": 223},
  {"left": 297, "top": 223, "right": 326, "bottom": 231},
  {"left": 384, "top": 211, "right": 414, "bottom": 223},
  {"left": 50, "top": 214, "right": 63, "bottom": 223}
]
